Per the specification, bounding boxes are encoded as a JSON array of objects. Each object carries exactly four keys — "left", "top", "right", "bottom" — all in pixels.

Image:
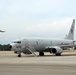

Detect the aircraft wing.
[
  {"left": 73, "top": 40, "right": 76, "bottom": 42},
  {"left": 46, "top": 44, "right": 74, "bottom": 49},
  {"left": 60, "top": 44, "right": 74, "bottom": 48},
  {"left": 45, "top": 44, "right": 74, "bottom": 51}
]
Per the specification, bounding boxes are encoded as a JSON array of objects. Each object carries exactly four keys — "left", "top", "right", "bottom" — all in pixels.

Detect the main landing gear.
[
  {"left": 55, "top": 53, "right": 61, "bottom": 56},
  {"left": 39, "top": 52, "right": 44, "bottom": 56}
]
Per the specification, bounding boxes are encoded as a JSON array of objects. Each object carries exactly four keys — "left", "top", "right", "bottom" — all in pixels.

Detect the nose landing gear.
[{"left": 18, "top": 53, "right": 21, "bottom": 57}]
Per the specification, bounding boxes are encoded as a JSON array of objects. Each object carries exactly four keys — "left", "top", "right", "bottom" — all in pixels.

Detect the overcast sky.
[{"left": 0, "top": 0, "right": 76, "bottom": 44}]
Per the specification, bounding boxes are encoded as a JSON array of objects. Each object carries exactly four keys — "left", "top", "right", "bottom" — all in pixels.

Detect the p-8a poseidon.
[{"left": 10, "top": 19, "right": 75, "bottom": 57}]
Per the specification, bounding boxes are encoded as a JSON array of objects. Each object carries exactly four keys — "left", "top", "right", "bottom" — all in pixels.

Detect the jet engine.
[{"left": 51, "top": 46, "right": 63, "bottom": 55}]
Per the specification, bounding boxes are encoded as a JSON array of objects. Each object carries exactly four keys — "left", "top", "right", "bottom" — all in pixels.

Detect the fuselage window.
[{"left": 16, "top": 46, "right": 21, "bottom": 48}]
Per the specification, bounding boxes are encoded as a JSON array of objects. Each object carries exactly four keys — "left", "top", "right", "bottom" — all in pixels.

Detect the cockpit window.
[
  {"left": 17, "top": 41, "right": 21, "bottom": 43},
  {"left": 13, "top": 41, "right": 21, "bottom": 43}
]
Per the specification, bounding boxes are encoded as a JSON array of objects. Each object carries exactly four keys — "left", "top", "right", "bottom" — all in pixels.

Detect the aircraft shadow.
[
  {"left": 21, "top": 54, "right": 76, "bottom": 57},
  {"left": 42, "top": 54, "right": 76, "bottom": 57}
]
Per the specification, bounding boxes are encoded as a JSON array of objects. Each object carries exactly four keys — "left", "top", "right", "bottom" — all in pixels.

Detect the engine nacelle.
[{"left": 51, "top": 46, "right": 63, "bottom": 54}]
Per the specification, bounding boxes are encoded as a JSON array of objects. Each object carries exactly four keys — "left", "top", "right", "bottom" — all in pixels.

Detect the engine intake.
[{"left": 51, "top": 46, "right": 63, "bottom": 54}]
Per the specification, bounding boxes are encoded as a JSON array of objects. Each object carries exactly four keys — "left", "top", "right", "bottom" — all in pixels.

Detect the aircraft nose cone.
[{"left": 9, "top": 45, "right": 12, "bottom": 49}]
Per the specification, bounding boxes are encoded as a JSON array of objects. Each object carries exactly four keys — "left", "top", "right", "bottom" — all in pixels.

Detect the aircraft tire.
[
  {"left": 39, "top": 52, "right": 44, "bottom": 56},
  {"left": 56, "top": 53, "right": 61, "bottom": 56},
  {"left": 18, "top": 54, "right": 21, "bottom": 57}
]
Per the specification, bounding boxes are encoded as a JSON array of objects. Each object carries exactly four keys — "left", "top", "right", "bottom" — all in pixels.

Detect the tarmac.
[{"left": 0, "top": 50, "right": 76, "bottom": 75}]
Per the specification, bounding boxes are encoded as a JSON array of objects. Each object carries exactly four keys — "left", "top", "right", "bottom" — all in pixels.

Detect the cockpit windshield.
[{"left": 13, "top": 41, "right": 21, "bottom": 44}]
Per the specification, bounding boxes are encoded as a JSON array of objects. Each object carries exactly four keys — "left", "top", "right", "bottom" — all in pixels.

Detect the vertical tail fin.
[{"left": 65, "top": 19, "right": 75, "bottom": 40}]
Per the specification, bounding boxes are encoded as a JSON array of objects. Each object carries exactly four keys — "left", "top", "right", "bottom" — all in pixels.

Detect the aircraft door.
[{"left": 21, "top": 39, "right": 29, "bottom": 50}]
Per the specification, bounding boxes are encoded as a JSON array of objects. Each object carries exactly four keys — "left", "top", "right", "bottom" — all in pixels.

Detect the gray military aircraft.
[
  {"left": 10, "top": 19, "right": 75, "bottom": 57},
  {"left": 0, "top": 30, "right": 5, "bottom": 32}
]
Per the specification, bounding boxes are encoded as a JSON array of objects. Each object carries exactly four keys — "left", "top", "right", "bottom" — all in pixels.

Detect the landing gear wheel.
[
  {"left": 18, "top": 54, "right": 21, "bottom": 57},
  {"left": 39, "top": 52, "right": 44, "bottom": 56},
  {"left": 56, "top": 54, "right": 61, "bottom": 56}
]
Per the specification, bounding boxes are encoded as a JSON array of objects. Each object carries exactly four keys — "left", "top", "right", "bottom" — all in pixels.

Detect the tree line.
[{"left": 0, "top": 44, "right": 11, "bottom": 51}]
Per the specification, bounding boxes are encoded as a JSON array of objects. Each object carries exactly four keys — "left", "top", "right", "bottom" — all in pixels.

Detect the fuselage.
[{"left": 11, "top": 38, "right": 73, "bottom": 52}]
